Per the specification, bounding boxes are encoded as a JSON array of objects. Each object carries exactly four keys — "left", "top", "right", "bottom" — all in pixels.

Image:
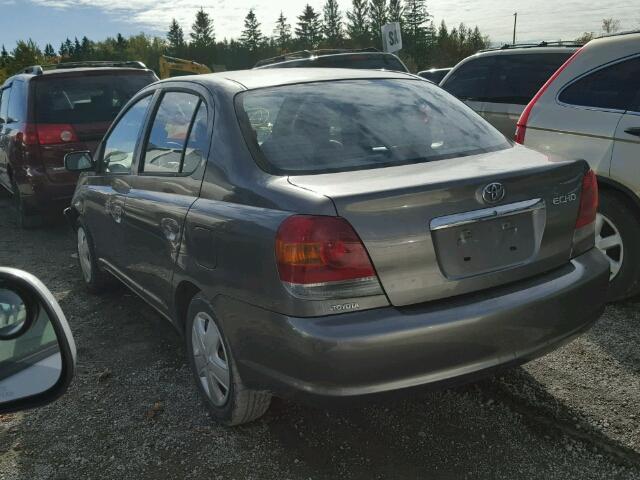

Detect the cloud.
[
  {"left": 29, "top": 0, "right": 328, "bottom": 40},
  {"left": 26, "top": 0, "right": 640, "bottom": 43}
]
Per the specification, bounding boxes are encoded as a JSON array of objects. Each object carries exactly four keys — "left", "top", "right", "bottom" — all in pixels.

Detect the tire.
[
  {"left": 76, "top": 219, "right": 116, "bottom": 293},
  {"left": 597, "top": 191, "right": 640, "bottom": 302},
  {"left": 185, "top": 293, "right": 271, "bottom": 426},
  {"left": 10, "top": 178, "right": 42, "bottom": 229}
]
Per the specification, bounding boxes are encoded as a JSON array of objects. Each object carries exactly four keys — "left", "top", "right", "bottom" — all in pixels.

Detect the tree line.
[{"left": 1, "top": 0, "right": 491, "bottom": 82}]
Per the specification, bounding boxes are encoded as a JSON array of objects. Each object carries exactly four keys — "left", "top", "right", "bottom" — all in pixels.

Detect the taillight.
[
  {"left": 515, "top": 48, "right": 583, "bottom": 144},
  {"left": 576, "top": 170, "right": 598, "bottom": 229},
  {"left": 22, "top": 123, "right": 79, "bottom": 146},
  {"left": 275, "top": 215, "right": 383, "bottom": 300}
]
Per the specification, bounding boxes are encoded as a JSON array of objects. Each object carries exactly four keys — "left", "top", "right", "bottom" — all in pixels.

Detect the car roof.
[
  {"left": 472, "top": 46, "right": 580, "bottom": 58},
  {"left": 3, "top": 67, "right": 154, "bottom": 86},
  {"left": 179, "top": 68, "right": 416, "bottom": 91}
]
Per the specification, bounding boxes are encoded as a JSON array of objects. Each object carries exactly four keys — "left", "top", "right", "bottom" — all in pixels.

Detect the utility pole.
[{"left": 513, "top": 12, "right": 518, "bottom": 45}]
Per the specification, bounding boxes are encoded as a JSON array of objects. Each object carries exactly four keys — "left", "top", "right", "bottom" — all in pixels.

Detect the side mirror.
[
  {"left": 64, "top": 151, "right": 94, "bottom": 172},
  {"left": 0, "top": 268, "right": 76, "bottom": 414}
]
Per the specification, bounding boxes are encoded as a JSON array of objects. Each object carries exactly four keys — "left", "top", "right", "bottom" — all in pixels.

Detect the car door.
[
  {"left": 610, "top": 57, "right": 640, "bottom": 199},
  {"left": 0, "top": 84, "right": 12, "bottom": 191},
  {"left": 82, "top": 93, "right": 154, "bottom": 272},
  {"left": 121, "top": 87, "right": 211, "bottom": 314}
]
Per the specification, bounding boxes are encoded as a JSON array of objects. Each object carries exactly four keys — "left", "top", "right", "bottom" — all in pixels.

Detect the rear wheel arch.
[
  {"left": 597, "top": 176, "right": 640, "bottom": 219},
  {"left": 174, "top": 280, "right": 201, "bottom": 333}
]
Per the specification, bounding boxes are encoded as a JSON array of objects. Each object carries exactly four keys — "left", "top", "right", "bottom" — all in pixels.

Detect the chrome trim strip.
[{"left": 430, "top": 198, "right": 544, "bottom": 231}]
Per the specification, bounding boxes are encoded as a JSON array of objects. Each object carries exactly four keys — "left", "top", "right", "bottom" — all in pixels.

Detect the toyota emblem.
[{"left": 482, "top": 182, "right": 506, "bottom": 204}]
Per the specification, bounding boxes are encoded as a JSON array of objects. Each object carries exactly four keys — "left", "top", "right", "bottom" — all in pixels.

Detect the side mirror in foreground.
[
  {"left": 64, "top": 151, "right": 94, "bottom": 172},
  {"left": 0, "top": 268, "right": 76, "bottom": 414}
]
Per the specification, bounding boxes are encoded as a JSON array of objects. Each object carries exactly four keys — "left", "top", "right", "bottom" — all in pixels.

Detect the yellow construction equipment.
[{"left": 159, "top": 55, "right": 212, "bottom": 79}]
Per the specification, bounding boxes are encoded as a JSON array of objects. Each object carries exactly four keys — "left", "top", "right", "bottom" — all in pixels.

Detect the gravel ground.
[{"left": 0, "top": 190, "right": 638, "bottom": 480}]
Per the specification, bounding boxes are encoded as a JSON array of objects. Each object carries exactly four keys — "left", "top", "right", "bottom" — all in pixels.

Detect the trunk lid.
[{"left": 289, "top": 146, "right": 587, "bottom": 306}]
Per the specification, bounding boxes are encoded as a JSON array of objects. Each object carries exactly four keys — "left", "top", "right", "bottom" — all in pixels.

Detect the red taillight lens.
[
  {"left": 26, "top": 124, "right": 79, "bottom": 145},
  {"left": 515, "top": 47, "right": 583, "bottom": 144},
  {"left": 576, "top": 170, "right": 598, "bottom": 229},
  {"left": 275, "top": 215, "right": 383, "bottom": 299}
]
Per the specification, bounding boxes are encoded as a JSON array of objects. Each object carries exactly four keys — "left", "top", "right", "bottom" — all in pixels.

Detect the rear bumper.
[
  {"left": 219, "top": 248, "right": 609, "bottom": 399},
  {"left": 17, "top": 177, "right": 75, "bottom": 216}
]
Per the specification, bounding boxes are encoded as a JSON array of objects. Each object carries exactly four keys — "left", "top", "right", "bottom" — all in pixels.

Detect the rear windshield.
[
  {"left": 269, "top": 54, "right": 407, "bottom": 72},
  {"left": 442, "top": 53, "right": 573, "bottom": 104},
  {"left": 34, "top": 72, "right": 155, "bottom": 124},
  {"left": 236, "top": 79, "right": 510, "bottom": 175}
]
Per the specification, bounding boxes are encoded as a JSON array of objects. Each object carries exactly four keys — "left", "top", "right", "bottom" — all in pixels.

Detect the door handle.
[{"left": 624, "top": 127, "right": 640, "bottom": 137}]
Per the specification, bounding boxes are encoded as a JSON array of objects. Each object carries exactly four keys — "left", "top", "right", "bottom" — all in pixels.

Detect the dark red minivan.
[{"left": 0, "top": 62, "right": 157, "bottom": 227}]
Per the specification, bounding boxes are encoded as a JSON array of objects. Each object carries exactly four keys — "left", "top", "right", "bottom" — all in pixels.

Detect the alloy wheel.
[
  {"left": 595, "top": 213, "right": 624, "bottom": 281},
  {"left": 191, "top": 312, "right": 230, "bottom": 406}
]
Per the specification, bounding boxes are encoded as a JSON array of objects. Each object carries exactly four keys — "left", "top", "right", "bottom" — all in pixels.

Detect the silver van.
[{"left": 440, "top": 44, "right": 579, "bottom": 137}]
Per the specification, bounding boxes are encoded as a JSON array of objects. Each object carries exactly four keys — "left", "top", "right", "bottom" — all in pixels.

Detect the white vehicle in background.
[{"left": 516, "top": 31, "right": 640, "bottom": 301}]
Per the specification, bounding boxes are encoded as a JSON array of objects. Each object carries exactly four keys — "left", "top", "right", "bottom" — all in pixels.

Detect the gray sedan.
[{"left": 64, "top": 68, "right": 609, "bottom": 425}]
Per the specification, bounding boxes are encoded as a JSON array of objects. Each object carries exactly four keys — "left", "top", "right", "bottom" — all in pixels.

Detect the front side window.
[
  {"left": 0, "top": 86, "right": 11, "bottom": 123},
  {"left": 7, "top": 80, "right": 26, "bottom": 122},
  {"left": 102, "top": 95, "right": 152, "bottom": 174},
  {"left": 237, "top": 79, "right": 510, "bottom": 175},
  {"left": 559, "top": 57, "right": 640, "bottom": 111},
  {"left": 142, "top": 92, "right": 200, "bottom": 174}
]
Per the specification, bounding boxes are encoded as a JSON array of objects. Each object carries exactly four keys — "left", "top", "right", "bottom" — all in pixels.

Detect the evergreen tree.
[
  {"left": 64, "top": 38, "right": 74, "bottom": 57},
  {"left": 0, "top": 45, "right": 8, "bottom": 68},
  {"left": 11, "top": 39, "right": 42, "bottom": 71},
  {"left": 190, "top": 8, "right": 215, "bottom": 48},
  {"left": 73, "top": 37, "right": 82, "bottom": 59},
  {"left": 388, "top": 0, "right": 403, "bottom": 23},
  {"left": 346, "top": 0, "right": 370, "bottom": 47},
  {"left": 190, "top": 7, "right": 215, "bottom": 63},
  {"left": 402, "top": 0, "right": 430, "bottom": 66},
  {"left": 241, "top": 9, "right": 264, "bottom": 53},
  {"left": 274, "top": 11, "right": 292, "bottom": 53},
  {"left": 115, "top": 33, "right": 127, "bottom": 55},
  {"left": 167, "top": 18, "right": 185, "bottom": 56},
  {"left": 369, "top": 0, "right": 388, "bottom": 46},
  {"left": 81, "top": 36, "right": 93, "bottom": 59},
  {"left": 296, "top": 5, "right": 323, "bottom": 49},
  {"left": 43, "top": 43, "right": 56, "bottom": 59},
  {"left": 323, "top": 0, "right": 344, "bottom": 45}
]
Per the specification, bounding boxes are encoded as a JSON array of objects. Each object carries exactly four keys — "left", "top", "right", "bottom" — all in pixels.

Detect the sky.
[{"left": 0, "top": 0, "right": 638, "bottom": 51}]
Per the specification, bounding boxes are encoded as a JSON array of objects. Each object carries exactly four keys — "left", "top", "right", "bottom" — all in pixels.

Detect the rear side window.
[
  {"left": 34, "top": 73, "right": 155, "bottom": 125},
  {"left": 559, "top": 57, "right": 640, "bottom": 111},
  {"left": 443, "top": 53, "right": 572, "bottom": 104},
  {"left": 236, "top": 79, "right": 510, "bottom": 175},
  {"left": 142, "top": 92, "right": 200, "bottom": 174},
  {"left": 441, "top": 57, "right": 494, "bottom": 101},
  {"left": 488, "top": 53, "right": 572, "bottom": 104},
  {"left": 182, "top": 103, "right": 209, "bottom": 173},
  {"left": 7, "top": 80, "right": 27, "bottom": 122},
  {"left": 102, "top": 95, "right": 152, "bottom": 174}
]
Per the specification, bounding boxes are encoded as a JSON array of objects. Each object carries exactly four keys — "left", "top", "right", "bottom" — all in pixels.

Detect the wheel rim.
[
  {"left": 191, "top": 312, "right": 230, "bottom": 406},
  {"left": 77, "top": 227, "right": 93, "bottom": 283},
  {"left": 595, "top": 213, "right": 624, "bottom": 281}
]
